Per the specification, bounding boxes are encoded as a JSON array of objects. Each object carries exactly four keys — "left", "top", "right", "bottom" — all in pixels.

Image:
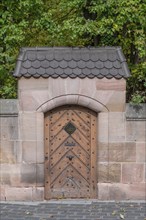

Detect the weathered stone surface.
[
  {"left": 0, "top": 141, "right": 16, "bottom": 163},
  {"left": 0, "top": 186, "right": 45, "bottom": 201},
  {"left": 0, "top": 99, "right": 18, "bottom": 116},
  {"left": 106, "top": 91, "right": 126, "bottom": 112},
  {"left": 98, "top": 142, "right": 136, "bottom": 162},
  {"left": 98, "top": 163, "right": 121, "bottom": 183},
  {"left": 32, "top": 187, "right": 44, "bottom": 201},
  {"left": 36, "top": 112, "right": 44, "bottom": 141},
  {"left": 0, "top": 186, "right": 5, "bottom": 200},
  {"left": 126, "top": 103, "right": 146, "bottom": 120},
  {"left": 98, "top": 183, "right": 109, "bottom": 200},
  {"left": 98, "top": 183, "right": 146, "bottom": 200},
  {"left": 15, "top": 141, "right": 22, "bottom": 163},
  {"left": 108, "top": 183, "right": 146, "bottom": 200},
  {"left": 136, "top": 142, "right": 146, "bottom": 162},
  {"left": 0, "top": 117, "right": 18, "bottom": 141},
  {"left": 126, "top": 120, "right": 146, "bottom": 141},
  {"left": 122, "top": 142, "right": 136, "bottom": 162},
  {"left": 22, "top": 141, "right": 37, "bottom": 163},
  {"left": 0, "top": 164, "right": 21, "bottom": 186},
  {"left": 66, "top": 77, "right": 81, "bottom": 94},
  {"left": 79, "top": 78, "right": 97, "bottom": 97},
  {"left": 38, "top": 93, "right": 106, "bottom": 113},
  {"left": 0, "top": 170, "right": 11, "bottom": 185},
  {"left": 20, "top": 164, "right": 36, "bottom": 185},
  {"left": 98, "top": 112, "right": 126, "bottom": 142},
  {"left": 98, "top": 143, "right": 108, "bottom": 162},
  {"left": 122, "top": 164, "right": 144, "bottom": 183},
  {"left": 96, "top": 79, "right": 126, "bottom": 112},
  {"left": 109, "top": 142, "right": 136, "bottom": 162},
  {"left": 19, "top": 91, "right": 39, "bottom": 111},
  {"left": 36, "top": 164, "right": 44, "bottom": 186},
  {"left": 19, "top": 112, "right": 37, "bottom": 141},
  {"left": 128, "top": 183, "right": 146, "bottom": 200},
  {"left": 98, "top": 113, "right": 108, "bottom": 142},
  {"left": 109, "top": 113, "right": 125, "bottom": 141},
  {"left": 36, "top": 141, "right": 44, "bottom": 163},
  {"left": 96, "top": 78, "right": 126, "bottom": 91},
  {"left": 48, "top": 78, "right": 68, "bottom": 98},
  {"left": 19, "top": 77, "right": 48, "bottom": 90},
  {"left": 109, "top": 144, "right": 123, "bottom": 162},
  {"left": 93, "top": 90, "right": 113, "bottom": 109},
  {"left": 109, "top": 184, "right": 127, "bottom": 200},
  {"left": 5, "top": 187, "right": 32, "bottom": 201}
]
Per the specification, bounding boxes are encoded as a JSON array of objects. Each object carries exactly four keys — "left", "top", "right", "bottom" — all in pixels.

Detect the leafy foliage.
[{"left": 0, "top": 0, "right": 146, "bottom": 102}]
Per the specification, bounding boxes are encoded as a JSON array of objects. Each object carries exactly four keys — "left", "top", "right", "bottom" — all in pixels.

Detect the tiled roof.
[{"left": 13, "top": 47, "right": 130, "bottom": 79}]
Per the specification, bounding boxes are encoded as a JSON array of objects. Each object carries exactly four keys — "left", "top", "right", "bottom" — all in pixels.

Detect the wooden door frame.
[{"left": 44, "top": 105, "right": 97, "bottom": 199}]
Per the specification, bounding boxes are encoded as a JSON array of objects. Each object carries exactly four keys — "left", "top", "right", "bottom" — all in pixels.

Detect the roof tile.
[
  {"left": 22, "top": 60, "right": 31, "bottom": 69},
  {"left": 37, "top": 52, "right": 46, "bottom": 61},
  {"left": 13, "top": 47, "right": 130, "bottom": 79},
  {"left": 27, "top": 52, "right": 36, "bottom": 61},
  {"left": 32, "top": 60, "right": 41, "bottom": 68}
]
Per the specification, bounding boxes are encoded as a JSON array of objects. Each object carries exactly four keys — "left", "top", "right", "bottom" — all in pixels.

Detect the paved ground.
[{"left": 0, "top": 200, "right": 146, "bottom": 220}]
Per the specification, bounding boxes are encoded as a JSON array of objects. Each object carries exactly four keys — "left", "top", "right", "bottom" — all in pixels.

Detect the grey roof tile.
[
  {"left": 95, "top": 60, "right": 104, "bottom": 69},
  {"left": 50, "top": 60, "right": 59, "bottom": 68},
  {"left": 101, "top": 68, "right": 109, "bottom": 76},
  {"left": 13, "top": 47, "right": 130, "bottom": 79},
  {"left": 46, "top": 51, "right": 54, "bottom": 61},
  {"left": 41, "top": 60, "right": 50, "bottom": 68},
  {"left": 104, "top": 60, "right": 113, "bottom": 69},
  {"left": 63, "top": 52, "right": 72, "bottom": 61},
  {"left": 98, "top": 52, "right": 108, "bottom": 61},
  {"left": 109, "top": 68, "right": 118, "bottom": 76},
  {"left": 64, "top": 68, "right": 72, "bottom": 75},
  {"left": 59, "top": 60, "right": 68, "bottom": 69},
  {"left": 27, "top": 52, "right": 36, "bottom": 61},
  {"left": 81, "top": 50, "right": 90, "bottom": 61},
  {"left": 37, "top": 52, "right": 46, "bottom": 61},
  {"left": 77, "top": 60, "right": 86, "bottom": 69},
  {"left": 22, "top": 60, "right": 31, "bottom": 69},
  {"left": 113, "top": 60, "right": 121, "bottom": 68},
  {"left": 47, "top": 68, "right": 54, "bottom": 75},
  {"left": 68, "top": 60, "right": 77, "bottom": 69},
  {"left": 98, "top": 73, "right": 104, "bottom": 79},
  {"left": 82, "top": 68, "right": 91, "bottom": 76},
  {"left": 52, "top": 73, "right": 59, "bottom": 78},
  {"left": 59, "top": 73, "right": 66, "bottom": 78},
  {"left": 86, "top": 60, "right": 95, "bottom": 69},
  {"left": 32, "top": 60, "right": 41, "bottom": 68}
]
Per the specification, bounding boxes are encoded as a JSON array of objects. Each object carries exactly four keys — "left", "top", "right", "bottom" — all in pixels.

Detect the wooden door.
[{"left": 44, "top": 105, "right": 97, "bottom": 199}]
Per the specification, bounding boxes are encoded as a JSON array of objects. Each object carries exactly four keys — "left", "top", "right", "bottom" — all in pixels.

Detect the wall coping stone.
[
  {"left": 0, "top": 100, "right": 146, "bottom": 120},
  {"left": 0, "top": 99, "right": 18, "bottom": 117},
  {"left": 126, "top": 103, "right": 146, "bottom": 120}
]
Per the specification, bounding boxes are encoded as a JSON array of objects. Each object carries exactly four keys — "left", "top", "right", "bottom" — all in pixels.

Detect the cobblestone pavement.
[{"left": 0, "top": 200, "right": 146, "bottom": 220}]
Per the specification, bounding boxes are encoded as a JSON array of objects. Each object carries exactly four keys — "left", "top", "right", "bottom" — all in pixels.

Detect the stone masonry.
[{"left": 0, "top": 77, "right": 145, "bottom": 201}]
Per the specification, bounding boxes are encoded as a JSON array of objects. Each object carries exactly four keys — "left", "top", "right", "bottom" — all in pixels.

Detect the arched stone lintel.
[{"left": 36, "top": 94, "right": 109, "bottom": 113}]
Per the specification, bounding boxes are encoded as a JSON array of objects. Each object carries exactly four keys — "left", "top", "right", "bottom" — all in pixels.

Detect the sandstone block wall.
[
  {"left": 0, "top": 78, "right": 145, "bottom": 201},
  {"left": 97, "top": 105, "right": 146, "bottom": 200}
]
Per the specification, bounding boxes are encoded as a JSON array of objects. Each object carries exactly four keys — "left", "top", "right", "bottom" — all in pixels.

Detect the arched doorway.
[{"left": 44, "top": 105, "right": 97, "bottom": 199}]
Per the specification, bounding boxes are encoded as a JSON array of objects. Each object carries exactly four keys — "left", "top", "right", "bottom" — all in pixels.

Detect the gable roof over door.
[{"left": 13, "top": 47, "right": 130, "bottom": 79}]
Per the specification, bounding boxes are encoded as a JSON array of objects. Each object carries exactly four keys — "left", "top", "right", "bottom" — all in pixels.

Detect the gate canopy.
[{"left": 13, "top": 47, "right": 130, "bottom": 79}]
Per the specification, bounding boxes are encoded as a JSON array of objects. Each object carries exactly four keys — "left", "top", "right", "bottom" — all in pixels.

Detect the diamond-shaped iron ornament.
[{"left": 64, "top": 122, "right": 76, "bottom": 135}]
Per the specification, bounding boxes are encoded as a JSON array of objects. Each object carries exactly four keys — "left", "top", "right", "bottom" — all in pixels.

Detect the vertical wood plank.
[
  {"left": 44, "top": 115, "right": 50, "bottom": 199},
  {"left": 90, "top": 114, "right": 97, "bottom": 198}
]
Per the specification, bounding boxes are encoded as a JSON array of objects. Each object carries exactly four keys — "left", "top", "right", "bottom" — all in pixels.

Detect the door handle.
[{"left": 66, "top": 155, "right": 74, "bottom": 161}]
